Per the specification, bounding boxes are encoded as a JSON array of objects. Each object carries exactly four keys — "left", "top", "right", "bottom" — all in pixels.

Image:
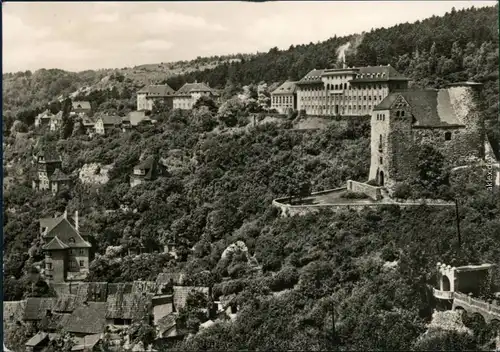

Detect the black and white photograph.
[{"left": 2, "top": 1, "right": 500, "bottom": 351}]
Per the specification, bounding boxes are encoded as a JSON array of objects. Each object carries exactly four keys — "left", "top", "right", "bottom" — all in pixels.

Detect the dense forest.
[{"left": 3, "top": 4, "right": 500, "bottom": 351}]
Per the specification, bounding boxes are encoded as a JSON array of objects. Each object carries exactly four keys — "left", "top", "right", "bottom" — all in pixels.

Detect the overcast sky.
[{"left": 3, "top": 1, "right": 495, "bottom": 73}]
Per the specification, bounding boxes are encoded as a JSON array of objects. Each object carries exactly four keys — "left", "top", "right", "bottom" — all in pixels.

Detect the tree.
[
  {"left": 193, "top": 95, "right": 218, "bottom": 115},
  {"left": 217, "top": 98, "right": 244, "bottom": 128},
  {"left": 60, "top": 98, "right": 74, "bottom": 139},
  {"left": 428, "top": 42, "right": 438, "bottom": 74}
]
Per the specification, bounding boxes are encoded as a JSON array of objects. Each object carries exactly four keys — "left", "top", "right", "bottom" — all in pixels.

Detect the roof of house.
[
  {"left": 156, "top": 272, "right": 185, "bottom": 287},
  {"left": 350, "top": 65, "right": 410, "bottom": 83},
  {"left": 25, "top": 332, "right": 49, "bottom": 347},
  {"left": 42, "top": 216, "right": 91, "bottom": 249},
  {"left": 51, "top": 111, "right": 63, "bottom": 121},
  {"left": 172, "top": 286, "right": 210, "bottom": 311},
  {"left": 133, "top": 155, "right": 161, "bottom": 180},
  {"left": 373, "top": 88, "right": 464, "bottom": 127},
  {"left": 39, "top": 312, "right": 71, "bottom": 331},
  {"left": 49, "top": 168, "right": 70, "bottom": 181},
  {"left": 65, "top": 302, "right": 107, "bottom": 335},
  {"left": 296, "top": 69, "right": 326, "bottom": 85},
  {"left": 123, "top": 111, "right": 151, "bottom": 126},
  {"left": 76, "top": 282, "right": 109, "bottom": 302},
  {"left": 271, "top": 81, "right": 298, "bottom": 95},
  {"left": 72, "top": 101, "right": 91, "bottom": 110},
  {"left": 97, "top": 114, "right": 122, "bottom": 125},
  {"left": 138, "top": 84, "right": 175, "bottom": 96},
  {"left": 175, "top": 82, "right": 213, "bottom": 96},
  {"left": 23, "top": 297, "right": 56, "bottom": 320},
  {"left": 71, "top": 334, "right": 102, "bottom": 351},
  {"left": 132, "top": 280, "right": 157, "bottom": 294},
  {"left": 40, "top": 217, "right": 62, "bottom": 233},
  {"left": 42, "top": 236, "right": 70, "bottom": 250},
  {"left": 3, "top": 300, "right": 27, "bottom": 322},
  {"left": 37, "top": 110, "right": 54, "bottom": 119},
  {"left": 157, "top": 313, "right": 178, "bottom": 335},
  {"left": 53, "top": 294, "right": 79, "bottom": 313},
  {"left": 106, "top": 283, "right": 153, "bottom": 320}
]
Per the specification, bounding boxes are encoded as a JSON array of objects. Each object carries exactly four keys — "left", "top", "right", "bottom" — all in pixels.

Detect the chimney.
[
  {"left": 75, "top": 211, "right": 79, "bottom": 231},
  {"left": 63, "top": 210, "right": 67, "bottom": 219}
]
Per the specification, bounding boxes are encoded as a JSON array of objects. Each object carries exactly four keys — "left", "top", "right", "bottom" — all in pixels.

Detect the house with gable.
[
  {"left": 32, "top": 145, "right": 71, "bottom": 194},
  {"left": 40, "top": 210, "right": 92, "bottom": 283},
  {"left": 130, "top": 154, "right": 166, "bottom": 187},
  {"left": 34, "top": 110, "right": 54, "bottom": 128},
  {"left": 49, "top": 111, "right": 63, "bottom": 132},
  {"left": 121, "top": 111, "right": 154, "bottom": 131},
  {"left": 137, "top": 84, "right": 175, "bottom": 111},
  {"left": 71, "top": 101, "right": 92, "bottom": 116},
  {"left": 369, "top": 81, "right": 496, "bottom": 193},
  {"left": 172, "top": 81, "right": 214, "bottom": 110},
  {"left": 94, "top": 114, "right": 123, "bottom": 135},
  {"left": 270, "top": 81, "right": 298, "bottom": 114}
]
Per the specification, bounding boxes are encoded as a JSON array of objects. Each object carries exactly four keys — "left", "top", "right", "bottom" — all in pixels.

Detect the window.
[
  {"left": 379, "top": 156, "right": 383, "bottom": 165},
  {"left": 396, "top": 111, "right": 400, "bottom": 117},
  {"left": 79, "top": 260, "right": 84, "bottom": 267},
  {"left": 445, "top": 132, "right": 452, "bottom": 141},
  {"left": 79, "top": 249, "right": 85, "bottom": 255},
  {"left": 401, "top": 110, "right": 405, "bottom": 117},
  {"left": 46, "top": 263, "right": 52, "bottom": 270}
]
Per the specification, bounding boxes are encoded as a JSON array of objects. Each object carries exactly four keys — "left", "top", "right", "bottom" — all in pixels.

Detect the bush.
[
  {"left": 393, "top": 183, "right": 413, "bottom": 199},
  {"left": 268, "top": 266, "right": 299, "bottom": 291},
  {"left": 340, "top": 191, "right": 368, "bottom": 199}
]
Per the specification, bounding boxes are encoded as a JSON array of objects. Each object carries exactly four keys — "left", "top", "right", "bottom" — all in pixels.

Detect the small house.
[
  {"left": 122, "top": 111, "right": 154, "bottom": 131},
  {"left": 34, "top": 110, "right": 54, "bottom": 128},
  {"left": 130, "top": 155, "right": 166, "bottom": 187},
  {"left": 72, "top": 101, "right": 92, "bottom": 115},
  {"left": 25, "top": 332, "right": 50, "bottom": 352},
  {"left": 49, "top": 112, "right": 63, "bottom": 132},
  {"left": 94, "top": 114, "right": 122, "bottom": 135}
]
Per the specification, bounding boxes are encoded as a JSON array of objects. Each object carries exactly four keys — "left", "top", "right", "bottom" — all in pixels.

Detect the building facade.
[
  {"left": 94, "top": 115, "right": 122, "bottom": 135},
  {"left": 40, "top": 210, "right": 92, "bottom": 283},
  {"left": 137, "top": 85, "right": 175, "bottom": 111},
  {"left": 72, "top": 101, "right": 92, "bottom": 115},
  {"left": 49, "top": 112, "right": 63, "bottom": 132},
  {"left": 172, "top": 82, "right": 214, "bottom": 110},
  {"left": 295, "top": 65, "right": 409, "bottom": 117},
  {"left": 270, "top": 81, "right": 298, "bottom": 114},
  {"left": 32, "top": 147, "right": 71, "bottom": 194},
  {"left": 369, "top": 82, "right": 486, "bottom": 192},
  {"left": 34, "top": 110, "right": 53, "bottom": 128}
]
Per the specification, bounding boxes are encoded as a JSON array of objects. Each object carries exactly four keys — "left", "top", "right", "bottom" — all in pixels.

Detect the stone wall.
[{"left": 346, "top": 180, "right": 383, "bottom": 200}]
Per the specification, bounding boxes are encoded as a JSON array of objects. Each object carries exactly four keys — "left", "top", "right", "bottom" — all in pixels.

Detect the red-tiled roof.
[
  {"left": 271, "top": 81, "right": 298, "bottom": 95},
  {"left": 138, "top": 84, "right": 175, "bottom": 96},
  {"left": 374, "top": 89, "right": 463, "bottom": 127}
]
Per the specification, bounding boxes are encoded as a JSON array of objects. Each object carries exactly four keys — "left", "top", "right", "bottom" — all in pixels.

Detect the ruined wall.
[{"left": 347, "top": 180, "right": 382, "bottom": 200}]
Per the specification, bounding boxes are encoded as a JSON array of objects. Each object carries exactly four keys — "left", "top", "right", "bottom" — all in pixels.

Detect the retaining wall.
[{"left": 346, "top": 180, "right": 383, "bottom": 200}]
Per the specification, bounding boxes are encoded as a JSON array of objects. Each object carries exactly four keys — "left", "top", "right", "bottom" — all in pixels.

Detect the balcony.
[{"left": 433, "top": 288, "right": 454, "bottom": 300}]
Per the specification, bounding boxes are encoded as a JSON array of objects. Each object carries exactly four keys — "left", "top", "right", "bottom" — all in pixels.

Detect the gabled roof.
[
  {"left": 350, "top": 65, "right": 409, "bottom": 83},
  {"left": 53, "top": 294, "right": 79, "bottom": 313},
  {"left": 49, "top": 168, "right": 70, "bottom": 181},
  {"left": 133, "top": 155, "right": 162, "bottom": 180},
  {"left": 42, "top": 236, "right": 70, "bottom": 250},
  {"left": 374, "top": 89, "right": 464, "bottom": 127},
  {"left": 175, "top": 82, "right": 213, "bottom": 96},
  {"left": 65, "top": 302, "right": 107, "bottom": 335},
  {"left": 271, "top": 81, "right": 298, "bottom": 95},
  {"left": 105, "top": 283, "right": 153, "bottom": 320},
  {"left": 124, "top": 111, "right": 150, "bottom": 126},
  {"left": 97, "top": 114, "right": 122, "bottom": 125},
  {"left": 25, "top": 332, "right": 49, "bottom": 347},
  {"left": 72, "top": 101, "right": 91, "bottom": 110},
  {"left": 296, "top": 69, "right": 325, "bottom": 85},
  {"left": 23, "top": 298, "right": 56, "bottom": 320},
  {"left": 51, "top": 111, "right": 63, "bottom": 121},
  {"left": 44, "top": 217, "right": 91, "bottom": 249},
  {"left": 157, "top": 313, "right": 178, "bottom": 336},
  {"left": 138, "top": 84, "right": 175, "bottom": 96},
  {"left": 40, "top": 217, "right": 62, "bottom": 232},
  {"left": 172, "top": 286, "right": 210, "bottom": 311},
  {"left": 71, "top": 334, "right": 101, "bottom": 351},
  {"left": 156, "top": 272, "right": 185, "bottom": 287}
]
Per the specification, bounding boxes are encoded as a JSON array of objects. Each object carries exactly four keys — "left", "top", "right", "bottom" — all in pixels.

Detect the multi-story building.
[
  {"left": 71, "top": 101, "right": 92, "bottom": 116},
  {"left": 32, "top": 146, "right": 71, "bottom": 194},
  {"left": 295, "top": 64, "right": 410, "bottom": 116},
  {"left": 172, "top": 82, "right": 214, "bottom": 110},
  {"left": 369, "top": 82, "right": 490, "bottom": 192},
  {"left": 40, "top": 210, "right": 91, "bottom": 283},
  {"left": 137, "top": 85, "right": 175, "bottom": 111},
  {"left": 49, "top": 112, "right": 63, "bottom": 132},
  {"left": 270, "top": 81, "right": 298, "bottom": 114}
]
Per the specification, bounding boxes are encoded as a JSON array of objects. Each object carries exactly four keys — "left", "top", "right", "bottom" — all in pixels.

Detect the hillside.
[{"left": 3, "top": 4, "right": 500, "bottom": 351}]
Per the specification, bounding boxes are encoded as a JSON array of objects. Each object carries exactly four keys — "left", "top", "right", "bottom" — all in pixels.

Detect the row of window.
[
  {"left": 376, "top": 113, "right": 386, "bottom": 121},
  {"left": 45, "top": 260, "right": 84, "bottom": 270},
  {"left": 272, "top": 96, "right": 293, "bottom": 104},
  {"left": 300, "top": 95, "right": 383, "bottom": 102},
  {"left": 300, "top": 83, "right": 386, "bottom": 92},
  {"left": 302, "top": 105, "right": 374, "bottom": 112}
]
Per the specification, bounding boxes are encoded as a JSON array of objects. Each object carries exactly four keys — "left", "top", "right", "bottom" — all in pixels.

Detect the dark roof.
[
  {"left": 49, "top": 168, "right": 70, "bottom": 181},
  {"left": 175, "top": 82, "right": 213, "bottom": 96},
  {"left": 138, "top": 84, "right": 175, "bottom": 96},
  {"left": 156, "top": 272, "right": 185, "bottom": 287},
  {"left": 133, "top": 155, "right": 161, "bottom": 180},
  {"left": 23, "top": 298, "right": 55, "bottom": 320},
  {"left": 65, "top": 302, "right": 107, "bottom": 335},
  {"left": 72, "top": 101, "right": 91, "bottom": 110},
  {"left": 40, "top": 217, "right": 61, "bottom": 232},
  {"left": 374, "top": 89, "right": 463, "bottom": 126},
  {"left": 106, "top": 283, "right": 153, "bottom": 320},
  {"left": 25, "top": 332, "right": 49, "bottom": 347},
  {"left": 43, "top": 216, "right": 91, "bottom": 249},
  {"left": 42, "top": 236, "right": 70, "bottom": 250},
  {"left": 75, "top": 282, "right": 109, "bottom": 302},
  {"left": 53, "top": 294, "right": 78, "bottom": 313},
  {"left": 172, "top": 286, "right": 210, "bottom": 311},
  {"left": 39, "top": 312, "right": 71, "bottom": 331},
  {"left": 271, "top": 81, "right": 298, "bottom": 95},
  {"left": 97, "top": 114, "right": 122, "bottom": 125},
  {"left": 132, "top": 280, "right": 157, "bottom": 294},
  {"left": 350, "top": 65, "right": 409, "bottom": 83},
  {"left": 296, "top": 69, "right": 325, "bottom": 85}
]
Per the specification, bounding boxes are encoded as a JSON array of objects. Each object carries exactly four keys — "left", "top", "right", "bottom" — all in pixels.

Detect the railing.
[
  {"left": 433, "top": 288, "right": 454, "bottom": 300},
  {"left": 454, "top": 292, "right": 500, "bottom": 317}
]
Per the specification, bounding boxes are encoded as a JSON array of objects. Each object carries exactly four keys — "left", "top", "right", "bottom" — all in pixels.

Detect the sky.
[{"left": 3, "top": 1, "right": 496, "bottom": 73}]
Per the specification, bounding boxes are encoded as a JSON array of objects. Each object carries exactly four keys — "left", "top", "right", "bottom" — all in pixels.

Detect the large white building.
[
  {"left": 137, "top": 85, "right": 175, "bottom": 111},
  {"left": 295, "top": 64, "right": 410, "bottom": 116},
  {"left": 172, "top": 82, "right": 215, "bottom": 110}
]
